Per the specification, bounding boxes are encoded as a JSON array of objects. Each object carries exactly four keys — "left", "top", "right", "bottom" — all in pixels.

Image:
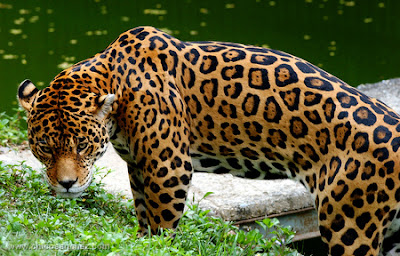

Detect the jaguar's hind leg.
[{"left": 128, "top": 163, "right": 149, "bottom": 235}]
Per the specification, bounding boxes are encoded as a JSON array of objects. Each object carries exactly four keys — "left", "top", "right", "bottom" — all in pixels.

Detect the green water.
[{"left": 1, "top": 0, "right": 399, "bottom": 113}]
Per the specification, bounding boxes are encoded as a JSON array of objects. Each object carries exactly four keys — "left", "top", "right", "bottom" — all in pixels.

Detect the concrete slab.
[{"left": 357, "top": 78, "right": 400, "bottom": 114}]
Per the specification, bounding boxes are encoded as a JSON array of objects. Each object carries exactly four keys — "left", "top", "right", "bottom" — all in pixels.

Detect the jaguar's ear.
[
  {"left": 95, "top": 94, "right": 115, "bottom": 120},
  {"left": 18, "top": 79, "right": 39, "bottom": 112}
]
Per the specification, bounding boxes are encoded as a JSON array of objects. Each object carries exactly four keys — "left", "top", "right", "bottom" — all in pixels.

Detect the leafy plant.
[
  {"left": 0, "top": 108, "right": 28, "bottom": 146},
  {"left": 255, "top": 218, "right": 297, "bottom": 256},
  {"left": 0, "top": 162, "right": 300, "bottom": 255}
]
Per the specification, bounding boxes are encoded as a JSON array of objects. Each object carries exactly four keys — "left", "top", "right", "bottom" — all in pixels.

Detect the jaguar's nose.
[{"left": 58, "top": 178, "right": 78, "bottom": 190}]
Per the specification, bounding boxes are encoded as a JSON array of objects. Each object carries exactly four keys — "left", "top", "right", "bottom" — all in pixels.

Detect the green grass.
[
  {"left": 0, "top": 108, "right": 28, "bottom": 146},
  {"left": 0, "top": 162, "right": 300, "bottom": 256}
]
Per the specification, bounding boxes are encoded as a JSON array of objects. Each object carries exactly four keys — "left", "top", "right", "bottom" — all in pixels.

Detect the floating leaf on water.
[
  {"left": 3, "top": 54, "right": 18, "bottom": 60},
  {"left": 29, "top": 15, "right": 39, "bottom": 23},
  {"left": 9, "top": 29, "right": 22, "bottom": 35},
  {"left": 62, "top": 56, "right": 76, "bottom": 62},
  {"left": 96, "top": 30, "right": 107, "bottom": 36},
  {"left": 18, "top": 9, "right": 30, "bottom": 15},
  {"left": 0, "top": 3, "right": 12, "bottom": 9},
  {"left": 363, "top": 17, "right": 373, "bottom": 23},
  {"left": 143, "top": 9, "right": 167, "bottom": 15},
  {"left": 159, "top": 28, "right": 173, "bottom": 35},
  {"left": 86, "top": 30, "right": 107, "bottom": 36},
  {"left": 200, "top": 8, "right": 209, "bottom": 14},
  {"left": 121, "top": 16, "right": 130, "bottom": 22},
  {"left": 57, "top": 62, "right": 73, "bottom": 70},
  {"left": 328, "top": 42, "right": 336, "bottom": 51},
  {"left": 225, "top": 3, "right": 235, "bottom": 9},
  {"left": 100, "top": 5, "right": 107, "bottom": 15},
  {"left": 14, "top": 17, "right": 25, "bottom": 25},
  {"left": 344, "top": 1, "right": 355, "bottom": 7}
]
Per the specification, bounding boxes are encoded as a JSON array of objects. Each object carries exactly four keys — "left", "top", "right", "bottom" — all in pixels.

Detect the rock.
[{"left": 357, "top": 78, "right": 400, "bottom": 114}]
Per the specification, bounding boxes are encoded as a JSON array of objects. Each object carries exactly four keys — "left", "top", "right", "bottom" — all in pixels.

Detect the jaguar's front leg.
[
  {"left": 128, "top": 133, "right": 193, "bottom": 234},
  {"left": 125, "top": 92, "right": 194, "bottom": 234},
  {"left": 143, "top": 148, "right": 193, "bottom": 234}
]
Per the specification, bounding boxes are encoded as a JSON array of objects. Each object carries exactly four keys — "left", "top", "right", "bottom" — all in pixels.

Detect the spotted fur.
[{"left": 18, "top": 26, "right": 400, "bottom": 255}]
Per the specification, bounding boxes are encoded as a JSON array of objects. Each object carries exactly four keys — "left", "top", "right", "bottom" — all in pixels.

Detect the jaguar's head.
[{"left": 17, "top": 79, "right": 115, "bottom": 198}]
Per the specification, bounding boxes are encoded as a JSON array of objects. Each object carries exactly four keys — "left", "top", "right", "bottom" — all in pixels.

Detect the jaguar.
[{"left": 18, "top": 26, "right": 400, "bottom": 255}]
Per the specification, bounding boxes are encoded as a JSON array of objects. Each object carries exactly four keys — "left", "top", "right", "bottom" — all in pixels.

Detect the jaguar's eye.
[
  {"left": 39, "top": 143, "right": 52, "bottom": 154},
  {"left": 41, "top": 146, "right": 51, "bottom": 153},
  {"left": 77, "top": 143, "right": 88, "bottom": 152}
]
